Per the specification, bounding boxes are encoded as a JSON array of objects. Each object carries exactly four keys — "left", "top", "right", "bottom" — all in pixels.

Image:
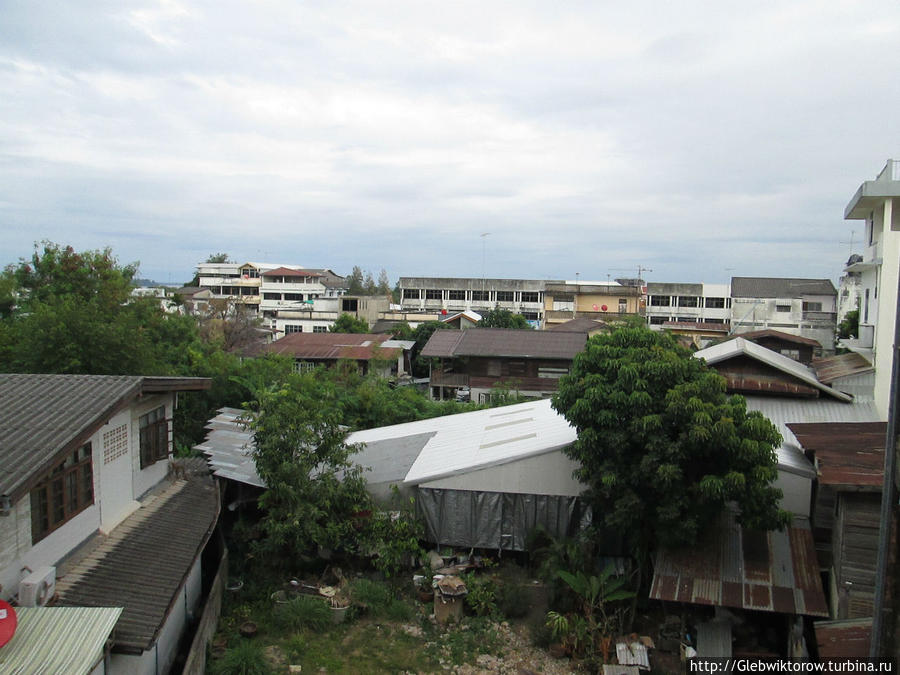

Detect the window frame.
[
  {"left": 139, "top": 406, "right": 169, "bottom": 469},
  {"left": 31, "top": 443, "right": 94, "bottom": 543}
]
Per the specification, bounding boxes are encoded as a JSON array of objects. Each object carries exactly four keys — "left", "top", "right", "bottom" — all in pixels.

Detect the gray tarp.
[{"left": 417, "top": 487, "right": 583, "bottom": 551}]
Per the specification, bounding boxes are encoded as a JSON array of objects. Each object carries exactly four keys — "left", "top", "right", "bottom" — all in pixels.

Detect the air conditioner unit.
[{"left": 19, "top": 565, "right": 56, "bottom": 607}]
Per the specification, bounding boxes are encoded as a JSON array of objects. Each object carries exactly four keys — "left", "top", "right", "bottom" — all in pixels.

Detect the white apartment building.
[
  {"left": 843, "top": 159, "right": 900, "bottom": 418},
  {"left": 730, "top": 277, "right": 837, "bottom": 354},
  {"left": 645, "top": 282, "right": 731, "bottom": 326},
  {"left": 399, "top": 277, "right": 547, "bottom": 326}
]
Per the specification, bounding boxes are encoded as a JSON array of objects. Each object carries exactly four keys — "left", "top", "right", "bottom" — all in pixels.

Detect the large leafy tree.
[
  {"left": 552, "top": 325, "right": 788, "bottom": 572},
  {"left": 330, "top": 313, "right": 369, "bottom": 333},
  {"left": 479, "top": 307, "right": 531, "bottom": 329},
  {"left": 250, "top": 377, "right": 374, "bottom": 562}
]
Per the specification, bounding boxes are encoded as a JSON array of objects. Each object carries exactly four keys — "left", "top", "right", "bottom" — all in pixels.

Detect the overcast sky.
[{"left": 2, "top": 1, "right": 898, "bottom": 286}]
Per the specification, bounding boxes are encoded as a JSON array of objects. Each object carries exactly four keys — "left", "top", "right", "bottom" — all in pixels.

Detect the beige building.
[{"left": 543, "top": 280, "right": 643, "bottom": 327}]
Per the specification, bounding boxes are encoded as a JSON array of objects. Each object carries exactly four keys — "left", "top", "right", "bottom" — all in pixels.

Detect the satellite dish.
[{"left": 0, "top": 600, "right": 17, "bottom": 648}]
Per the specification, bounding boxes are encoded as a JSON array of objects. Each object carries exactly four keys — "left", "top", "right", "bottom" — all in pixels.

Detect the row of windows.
[
  {"left": 263, "top": 293, "right": 310, "bottom": 302},
  {"left": 649, "top": 316, "right": 728, "bottom": 325},
  {"left": 649, "top": 296, "right": 730, "bottom": 308},
  {"left": 283, "top": 325, "right": 329, "bottom": 333},
  {"left": 404, "top": 289, "right": 543, "bottom": 303}
]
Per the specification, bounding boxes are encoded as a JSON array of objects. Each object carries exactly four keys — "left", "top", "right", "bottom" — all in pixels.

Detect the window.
[
  {"left": 649, "top": 296, "right": 671, "bottom": 307},
  {"left": 776, "top": 304, "right": 791, "bottom": 313},
  {"left": 401, "top": 289, "right": 420, "bottom": 300},
  {"left": 425, "top": 289, "right": 442, "bottom": 300},
  {"left": 447, "top": 290, "right": 466, "bottom": 301},
  {"left": 677, "top": 296, "right": 699, "bottom": 307},
  {"left": 284, "top": 293, "right": 304, "bottom": 301},
  {"left": 649, "top": 316, "right": 668, "bottom": 325},
  {"left": 780, "top": 349, "right": 800, "bottom": 361},
  {"left": 313, "top": 325, "right": 328, "bottom": 333},
  {"left": 521, "top": 291, "right": 539, "bottom": 303},
  {"left": 263, "top": 293, "right": 281, "bottom": 300},
  {"left": 704, "top": 297, "right": 725, "bottom": 308},
  {"left": 506, "top": 360, "right": 526, "bottom": 376},
  {"left": 538, "top": 366, "right": 569, "bottom": 379},
  {"left": 285, "top": 325, "right": 303, "bottom": 334},
  {"left": 240, "top": 268, "right": 259, "bottom": 279},
  {"left": 342, "top": 298, "right": 359, "bottom": 312},
  {"left": 294, "top": 361, "right": 317, "bottom": 373},
  {"left": 618, "top": 299, "right": 627, "bottom": 313},
  {"left": 521, "top": 311, "right": 539, "bottom": 321},
  {"left": 471, "top": 290, "right": 489, "bottom": 302},
  {"left": 139, "top": 406, "right": 169, "bottom": 469},
  {"left": 496, "top": 291, "right": 514, "bottom": 302},
  {"left": 802, "top": 301, "right": 823, "bottom": 312},
  {"left": 31, "top": 443, "right": 94, "bottom": 542},
  {"left": 705, "top": 318, "right": 725, "bottom": 324}
]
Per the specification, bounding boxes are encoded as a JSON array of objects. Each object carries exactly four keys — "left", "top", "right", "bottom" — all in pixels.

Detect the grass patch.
[
  {"left": 208, "top": 640, "right": 272, "bottom": 675},
  {"left": 273, "top": 595, "right": 331, "bottom": 632}
]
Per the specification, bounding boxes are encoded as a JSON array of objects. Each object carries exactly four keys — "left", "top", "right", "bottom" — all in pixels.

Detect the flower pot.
[
  {"left": 330, "top": 605, "right": 350, "bottom": 624},
  {"left": 239, "top": 621, "right": 258, "bottom": 638}
]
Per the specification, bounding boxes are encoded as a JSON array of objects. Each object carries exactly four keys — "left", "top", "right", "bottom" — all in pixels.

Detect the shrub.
[
  {"left": 385, "top": 597, "right": 414, "bottom": 621},
  {"left": 273, "top": 595, "right": 331, "bottom": 632},
  {"left": 208, "top": 641, "right": 272, "bottom": 675},
  {"left": 498, "top": 583, "right": 531, "bottom": 619},
  {"left": 350, "top": 578, "right": 392, "bottom": 615},
  {"left": 462, "top": 573, "right": 499, "bottom": 617}
]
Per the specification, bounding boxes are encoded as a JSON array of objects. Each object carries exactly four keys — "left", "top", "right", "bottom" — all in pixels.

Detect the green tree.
[
  {"left": 376, "top": 269, "right": 391, "bottom": 295},
  {"left": 479, "top": 307, "right": 531, "bottom": 329},
  {"left": 346, "top": 266, "right": 365, "bottom": 295},
  {"left": 363, "top": 271, "right": 376, "bottom": 295},
  {"left": 552, "top": 325, "right": 788, "bottom": 582},
  {"left": 838, "top": 308, "right": 860, "bottom": 340},
  {"left": 250, "top": 377, "right": 374, "bottom": 562},
  {"left": 205, "top": 252, "right": 231, "bottom": 263},
  {"left": 410, "top": 320, "right": 451, "bottom": 376},
  {"left": 331, "top": 313, "right": 369, "bottom": 333}
]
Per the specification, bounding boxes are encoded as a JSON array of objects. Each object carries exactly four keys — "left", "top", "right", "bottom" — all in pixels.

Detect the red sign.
[{"left": 0, "top": 600, "right": 17, "bottom": 648}]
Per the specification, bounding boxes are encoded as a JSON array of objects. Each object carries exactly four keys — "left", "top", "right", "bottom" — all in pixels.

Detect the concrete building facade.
[{"left": 645, "top": 282, "right": 731, "bottom": 326}]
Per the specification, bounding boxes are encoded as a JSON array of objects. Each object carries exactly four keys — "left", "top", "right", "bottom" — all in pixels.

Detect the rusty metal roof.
[
  {"left": 0, "top": 374, "right": 210, "bottom": 501},
  {"left": 263, "top": 333, "right": 401, "bottom": 361},
  {"left": 815, "top": 619, "right": 872, "bottom": 659},
  {"left": 421, "top": 327, "right": 586, "bottom": 359},
  {"left": 55, "top": 477, "right": 219, "bottom": 654},
  {"left": 787, "top": 422, "right": 886, "bottom": 488},
  {"left": 650, "top": 512, "right": 828, "bottom": 617},
  {"left": 547, "top": 317, "right": 610, "bottom": 332},
  {"left": 811, "top": 352, "right": 874, "bottom": 384},
  {"left": 736, "top": 329, "right": 822, "bottom": 347},
  {"left": 661, "top": 321, "right": 730, "bottom": 333}
]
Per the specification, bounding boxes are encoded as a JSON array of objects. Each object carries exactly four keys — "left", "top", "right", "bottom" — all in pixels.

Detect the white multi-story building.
[
  {"left": 843, "top": 159, "right": 900, "bottom": 418},
  {"left": 399, "top": 277, "right": 547, "bottom": 326},
  {"left": 645, "top": 282, "right": 731, "bottom": 326}
]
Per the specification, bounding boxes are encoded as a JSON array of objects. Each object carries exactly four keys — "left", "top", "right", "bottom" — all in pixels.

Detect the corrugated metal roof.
[
  {"left": 694, "top": 338, "right": 851, "bottom": 402},
  {"left": 403, "top": 399, "right": 577, "bottom": 485},
  {"left": 0, "top": 374, "right": 209, "bottom": 500},
  {"left": 0, "top": 606, "right": 122, "bottom": 675},
  {"left": 788, "top": 422, "right": 886, "bottom": 488},
  {"left": 736, "top": 329, "right": 822, "bottom": 347},
  {"left": 263, "top": 333, "right": 398, "bottom": 361},
  {"left": 812, "top": 352, "right": 874, "bottom": 384},
  {"left": 262, "top": 266, "right": 319, "bottom": 277},
  {"left": 55, "top": 477, "right": 219, "bottom": 653},
  {"left": 421, "top": 327, "right": 586, "bottom": 359},
  {"left": 662, "top": 321, "right": 730, "bottom": 333},
  {"left": 815, "top": 618, "right": 872, "bottom": 659},
  {"left": 650, "top": 511, "right": 828, "bottom": 617},
  {"left": 731, "top": 277, "right": 836, "bottom": 298},
  {"left": 547, "top": 317, "right": 609, "bottom": 332},
  {"left": 194, "top": 408, "right": 264, "bottom": 488}
]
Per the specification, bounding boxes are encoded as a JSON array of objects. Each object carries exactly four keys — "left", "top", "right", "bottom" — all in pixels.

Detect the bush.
[
  {"left": 462, "top": 573, "right": 499, "bottom": 617},
  {"left": 273, "top": 595, "right": 331, "bottom": 632},
  {"left": 350, "top": 578, "right": 392, "bottom": 615},
  {"left": 385, "top": 597, "right": 414, "bottom": 621},
  {"left": 498, "top": 583, "right": 531, "bottom": 619},
  {"left": 209, "top": 641, "right": 272, "bottom": 675}
]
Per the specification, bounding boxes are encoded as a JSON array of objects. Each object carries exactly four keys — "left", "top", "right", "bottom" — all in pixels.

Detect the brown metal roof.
[
  {"left": 815, "top": 619, "right": 872, "bottom": 659},
  {"left": 787, "top": 422, "right": 886, "bottom": 488},
  {"left": 546, "top": 317, "right": 609, "bottom": 332},
  {"left": 650, "top": 512, "right": 828, "bottom": 617},
  {"left": 421, "top": 328, "right": 586, "bottom": 359},
  {"left": 811, "top": 352, "right": 874, "bottom": 384},
  {"left": 0, "top": 374, "right": 210, "bottom": 501},
  {"left": 731, "top": 277, "right": 836, "bottom": 298},
  {"left": 662, "top": 321, "right": 730, "bottom": 333},
  {"left": 263, "top": 332, "right": 399, "bottom": 361},
  {"left": 736, "top": 329, "right": 822, "bottom": 347},
  {"left": 261, "top": 266, "right": 320, "bottom": 277},
  {"left": 55, "top": 477, "right": 219, "bottom": 653}
]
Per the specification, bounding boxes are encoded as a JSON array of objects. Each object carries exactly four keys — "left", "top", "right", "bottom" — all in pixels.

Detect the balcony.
[{"left": 430, "top": 371, "right": 469, "bottom": 387}]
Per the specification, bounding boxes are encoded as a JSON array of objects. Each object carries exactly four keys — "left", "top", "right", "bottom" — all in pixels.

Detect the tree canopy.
[
  {"left": 479, "top": 307, "right": 531, "bottom": 329},
  {"left": 330, "top": 313, "right": 370, "bottom": 333},
  {"left": 552, "top": 325, "right": 788, "bottom": 560}
]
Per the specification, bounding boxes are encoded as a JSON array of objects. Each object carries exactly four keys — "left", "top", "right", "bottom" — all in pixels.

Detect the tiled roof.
[
  {"left": 0, "top": 374, "right": 210, "bottom": 501},
  {"left": 55, "top": 477, "right": 219, "bottom": 653},
  {"left": 421, "top": 328, "right": 586, "bottom": 359},
  {"left": 731, "top": 277, "right": 836, "bottom": 298},
  {"left": 788, "top": 422, "right": 886, "bottom": 488},
  {"left": 263, "top": 333, "right": 400, "bottom": 361},
  {"left": 650, "top": 511, "right": 828, "bottom": 617}
]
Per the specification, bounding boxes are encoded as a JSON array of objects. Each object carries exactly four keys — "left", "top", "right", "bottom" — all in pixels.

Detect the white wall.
[
  {"left": 98, "top": 409, "right": 140, "bottom": 534},
  {"left": 422, "top": 451, "right": 585, "bottom": 497}
]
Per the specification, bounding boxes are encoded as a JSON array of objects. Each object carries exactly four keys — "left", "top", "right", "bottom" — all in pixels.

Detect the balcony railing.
[{"left": 430, "top": 371, "right": 469, "bottom": 387}]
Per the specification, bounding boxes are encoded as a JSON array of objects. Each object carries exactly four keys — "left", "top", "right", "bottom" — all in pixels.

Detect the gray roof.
[
  {"left": 421, "top": 327, "right": 586, "bottom": 359},
  {"left": 731, "top": 277, "right": 836, "bottom": 298},
  {"left": 55, "top": 477, "right": 219, "bottom": 653},
  {"left": 0, "top": 374, "right": 210, "bottom": 500}
]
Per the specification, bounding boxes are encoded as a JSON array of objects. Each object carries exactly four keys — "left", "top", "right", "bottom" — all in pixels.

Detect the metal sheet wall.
[{"left": 416, "top": 487, "right": 582, "bottom": 551}]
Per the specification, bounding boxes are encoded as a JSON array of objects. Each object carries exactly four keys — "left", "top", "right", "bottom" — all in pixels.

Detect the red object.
[
  {"left": 0, "top": 600, "right": 17, "bottom": 648},
  {"left": 441, "top": 309, "right": 447, "bottom": 315},
  {"left": 601, "top": 305, "right": 608, "bottom": 311},
  {"left": 592, "top": 304, "right": 598, "bottom": 311}
]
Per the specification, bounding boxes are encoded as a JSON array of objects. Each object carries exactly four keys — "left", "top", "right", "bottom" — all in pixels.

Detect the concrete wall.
[{"left": 98, "top": 409, "right": 140, "bottom": 534}]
